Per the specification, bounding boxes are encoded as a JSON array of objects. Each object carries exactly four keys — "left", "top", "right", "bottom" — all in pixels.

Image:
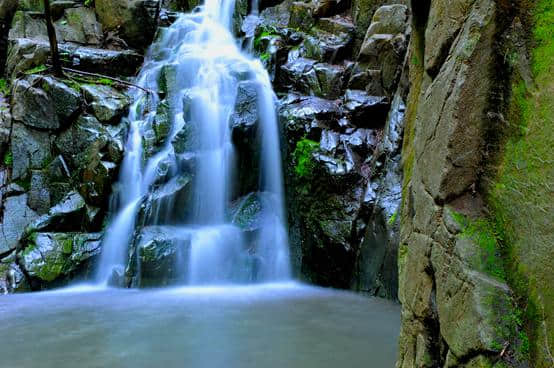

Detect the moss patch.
[
  {"left": 293, "top": 138, "right": 319, "bottom": 178},
  {"left": 486, "top": 0, "right": 554, "bottom": 365}
]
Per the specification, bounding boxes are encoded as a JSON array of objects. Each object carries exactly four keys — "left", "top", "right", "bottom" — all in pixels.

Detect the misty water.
[
  {"left": 0, "top": 284, "right": 400, "bottom": 368},
  {"left": 96, "top": 0, "right": 289, "bottom": 286}
]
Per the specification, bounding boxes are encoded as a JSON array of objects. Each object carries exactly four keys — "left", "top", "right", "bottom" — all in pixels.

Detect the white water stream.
[{"left": 96, "top": 0, "right": 290, "bottom": 285}]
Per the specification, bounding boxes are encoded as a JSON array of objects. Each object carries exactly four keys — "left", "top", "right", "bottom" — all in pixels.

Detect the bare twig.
[{"left": 58, "top": 66, "right": 155, "bottom": 94}]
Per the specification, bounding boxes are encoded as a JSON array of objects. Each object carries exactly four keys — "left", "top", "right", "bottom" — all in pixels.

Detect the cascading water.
[{"left": 96, "top": 0, "right": 290, "bottom": 286}]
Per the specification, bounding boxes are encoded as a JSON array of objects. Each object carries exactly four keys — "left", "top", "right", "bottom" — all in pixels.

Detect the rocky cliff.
[{"left": 396, "top": 0, "right": 552, "bottom": 366}]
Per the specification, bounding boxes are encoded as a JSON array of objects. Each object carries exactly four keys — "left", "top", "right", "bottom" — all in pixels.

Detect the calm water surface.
[{"left": 0, "top": 283, "right": 399, "bottom": 368}]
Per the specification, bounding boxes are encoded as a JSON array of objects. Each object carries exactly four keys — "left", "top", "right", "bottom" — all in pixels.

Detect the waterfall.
[{"left": 95, "top": 0, "right": 290, "bottom": 286}]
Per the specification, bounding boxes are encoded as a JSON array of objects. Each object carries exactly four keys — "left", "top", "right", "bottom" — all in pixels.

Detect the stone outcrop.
[
  {"left": 0, "top": 70, "right": 130, "bottom": 290},
  {"left": 251, "top": 0, "right": 409, "bottom": 295}
]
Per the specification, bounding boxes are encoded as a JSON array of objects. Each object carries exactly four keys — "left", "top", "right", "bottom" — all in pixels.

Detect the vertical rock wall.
[{"left": 397, "top": 0, "right": 552, "bottom": 366}]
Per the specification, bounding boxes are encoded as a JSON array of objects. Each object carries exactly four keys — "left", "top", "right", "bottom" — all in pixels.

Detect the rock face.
[
  {"left": 395, "top": 0, "right": 548, "bottom": 366},
  {"left": 0, "top": 70, "right": 130, "bottom": 290},
  {"left": 252, "top": 0, "right": 409, "bottom": 295}
]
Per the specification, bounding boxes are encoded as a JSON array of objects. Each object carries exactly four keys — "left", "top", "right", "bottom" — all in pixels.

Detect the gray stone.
[
  {"left": 18, "top": 232, "right": 102, "bottom": 283},
  {"left": 343, "top": 89, "right": 389, "bottom": 127},
  {"left": 0, "top": 194, "right": 39, "bottom": 254},
  {"left": 81, "top": 84, "right": 130, "bottom": 124},
  {"left": 11, "top": 78, "right": 59, "bottom": 130},
  {"left": 56, "top": 7, "right": 103, "bottom": 45},
  {"left": 11, "top": 122, "right": 52, "bottom": 180}
]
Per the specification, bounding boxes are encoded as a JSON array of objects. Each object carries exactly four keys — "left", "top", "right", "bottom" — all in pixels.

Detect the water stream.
[{"left": 96, "top": 0, "right": 290, "bottom": 286}]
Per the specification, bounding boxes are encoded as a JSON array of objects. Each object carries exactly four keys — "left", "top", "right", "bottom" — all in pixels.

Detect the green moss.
[
  {"left": 293, "top": 138, "right": 319, "bottom": 178},
  {"left": 14, "top": 177, "right": 31, "bottom": 191},
  {"left": 3, "top": 151, "right": 13, "bottom": 166},
  {"left": 254, "top": 25, "right": 280, "bottom": 51},
  {"left": 24, "top": 64, "right": 48, "bottom": 75},
  {"left": 0, "top": 79, "right": 9, "bottom": 95},
  {"left": 450, "top": 211, "right": 507, "bottom": 281},
  {"left": 388, "top": 211, "right": 398, "bottom": 225},
  {"left": 484, "top": 1, "right": 553, "bottom": 364},
  {"left": 84, "top": 0, "right": 94, "bottom": 7}
]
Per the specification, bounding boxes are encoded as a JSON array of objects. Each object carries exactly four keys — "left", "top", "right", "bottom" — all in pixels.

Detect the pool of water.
[{"left": 0, "top": 283, "right": 400, "bottom": 368}]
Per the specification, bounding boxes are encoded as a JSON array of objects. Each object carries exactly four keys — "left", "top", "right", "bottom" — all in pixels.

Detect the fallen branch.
[{"left": 57, "top": 66, "right": 155, "bottom": 94}]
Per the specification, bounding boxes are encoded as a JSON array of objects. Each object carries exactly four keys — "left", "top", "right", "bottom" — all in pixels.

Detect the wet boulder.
[
  {"left": 11, "top": 76, "right": 82, "bottom": 130},
  {"left": 6, "top": 39, "right": 143, "bottom": 78},
  {"left": 81, "top": 84, "right": 130, "bottom": 124},
  {"left": 8, "top": 11, "right": 48, "bottom": 41},
  {"left": 24, "top": 191, "right": 93, "bottom": 234},
  {"left": 55, "top": 115, "right": 109, "bottom": 168},
  {"left": 279, "top": 94, "right": 342, "bottom": 139},
  {"left": 11, "top": 78, "right": 60, "bottom": 130},
  {"left": 147, "top": 174, "right": 193, "bottom": 224},
  {"left": 18, "top": 232, "right": 102, "bottom": 286},
  {"left": 343, "top": 89, "right": 389, "bottom": 128},
  {"left": 131, "top": 226, "right": 191, "bottom": 287}
]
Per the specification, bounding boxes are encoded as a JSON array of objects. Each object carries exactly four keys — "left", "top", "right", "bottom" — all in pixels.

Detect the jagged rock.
[
  {"left": 25, "top": 191, "right": 91, "bottom": 233},
  {"left": 50, "top": 1, "right": 79, "bottom": 20},
  {"left": 231, "top": 81, "right": 263, "bottom": 195},
  {"left": 314, "top": 62, "right": 347, "bottom": 99},
  {"left": 280, "top": 94, "right": 342, "bottom": 138},
  {"left": 0, "top": 194, "right": 39, "bottom": 254},
  {"left": 280, "top": 57, "right": 321, "bottom": 95},
  {"left": 95, "top": 0, "right": 159, "bottom": 49},
  {"left": 11, "top": 122, "right": 52, "bottom": 180},
  {"left": 28, "top": 170, "right": 51, "bottom": 214},
  {"left": 11, "top": 78, "right": 59, "bottom": 130},
  {"left": 289, "top": 2, "right": 315, "bottom": 29},
  {"left": 55, "top": 7, "right": 103, "bottom": 45},
  {"left": 343, "top": 89, "right": 389, "bottom": 127},
  {"left": 18, "top": 232, "right": 101, "bottom": 285},
  {"left": 357, "top": 4, "right": 409, "bottom": 94},
  {"left": 355, "top": 94, "right": 405, "bottom": 299},
  {"left": 131, "top": 226, "right": 191, "bottom": 286},
  {"left": 55, "top": 115, "right": 109, "bottom": 168},
  {"left": 231, "top": 80, "right": 260, "bottom": 145},
  {"left": 147, "top": 174, "right": 193, "bottom": 224},
  {"left": 301, "top": 29, "right": 352, "bottom": 63},
  {"left": 8, "top": 11, "right": 48, "bottom": 41},
  {"left": 12, "top": 76, "right": 81, "bottom": 131},
  {"left": 317, "top": 15, "right": 355, "bottom": 35},
  {"left": 81, "top": 84, "right": 130, "bottom": 124}
]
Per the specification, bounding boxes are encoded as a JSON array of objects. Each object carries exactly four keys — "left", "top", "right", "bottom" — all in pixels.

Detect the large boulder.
[
  {"left": 18, "top": 232, "right": 101, "bottom": 287},
  {"left": 81, "top": 84, "right": 130, "bottom": 124},
  {"left": 11, "top": 76, "right": 81, "bottom": 130},
  {"left": 129, "top": 226, "right": 191, "bottom": 287},
  {"left": 95, "top": 0, "right": 159, "bottom": 50},
  {"left": 6, "top": 38, "right": 143, "bottom": 79},
  {"left": 55, "top": 7, "right": 103, "bottom": 45}
]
